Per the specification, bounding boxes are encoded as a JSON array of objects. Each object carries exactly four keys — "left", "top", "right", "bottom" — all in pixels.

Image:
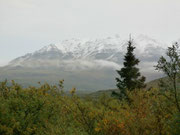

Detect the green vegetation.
[
  {"left": 0, "top": 80, "right": 179, "bottom": 135},
  {"left": 0, "top": 41, "right": 179, "bottom": 135},
  {"left": 113, "top": 37, "right": 146, "bottom": 100},
  {"left": 155, "top": 42, "right": 180, "bottom": 112}
]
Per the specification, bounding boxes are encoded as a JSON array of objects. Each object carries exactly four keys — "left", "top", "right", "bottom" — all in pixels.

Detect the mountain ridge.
[
  {"left": 0, "top": 35, "right": 171, "bottom": 90},
  {"left": 6, "top": 35, "right": 167, "bottom": 70}
]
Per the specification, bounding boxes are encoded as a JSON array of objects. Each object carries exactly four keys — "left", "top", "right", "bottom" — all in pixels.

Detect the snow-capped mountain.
[
  {"left": 1, "top": 35, "right": 171, "bottom": 90},
  {"left": 7, "top": 35, "right": 167, "bottom": 71}
]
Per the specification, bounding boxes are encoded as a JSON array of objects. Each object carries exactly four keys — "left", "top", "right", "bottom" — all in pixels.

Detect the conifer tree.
[{"left": 113, "top": 36, "right": 146, "bottom": 100}]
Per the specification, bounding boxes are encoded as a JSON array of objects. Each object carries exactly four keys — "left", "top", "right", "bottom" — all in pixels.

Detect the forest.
[{"left": 0, "top": 40, "right": 180, "bottom": 135}]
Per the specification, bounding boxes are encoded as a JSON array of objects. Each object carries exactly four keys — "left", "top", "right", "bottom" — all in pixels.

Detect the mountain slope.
[
  {"left": 1, "top": 35, "right": 168, "bottom": 90},
  {"left": 7, "top": 35, "right": 167, "bottom": 70}
]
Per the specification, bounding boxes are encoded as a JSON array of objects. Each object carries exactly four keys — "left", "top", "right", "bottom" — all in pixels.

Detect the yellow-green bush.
[{"left": 0, "top": 81, "right": 179, "bottom": 135}]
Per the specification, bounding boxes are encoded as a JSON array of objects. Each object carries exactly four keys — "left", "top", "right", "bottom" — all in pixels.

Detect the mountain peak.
[
  {"left": 34, "top": 44, "right": 59, "bottom": 54},
  {"left": 47, "top": 44, "right": 57, "bottom": 49}
]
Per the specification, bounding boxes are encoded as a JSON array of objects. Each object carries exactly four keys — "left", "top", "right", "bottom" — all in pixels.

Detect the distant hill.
[
  {"left": 0, "top": 67, "right": 117, "bottom": 91},
  {"left": 87, "top": 89, "right": 118, "bottom": 99},
  {"left": 145, "top": 77, "right": 164, "bottom": 89},
  {"left": 87, "top": 77, "right": 168, "bottom": 98}
]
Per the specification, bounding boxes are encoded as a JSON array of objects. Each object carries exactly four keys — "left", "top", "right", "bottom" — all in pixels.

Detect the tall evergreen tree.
[{"left": 113, "top": 36, "right": 146, "bottom": 100}]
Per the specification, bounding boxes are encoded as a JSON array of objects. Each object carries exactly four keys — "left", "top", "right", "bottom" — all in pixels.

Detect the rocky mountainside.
[
  {"left": 7, "top": 35, "right": 167, "bottom": 71},
  {"left": 0, "top": 35, "right": 170, "bottom": 90}
]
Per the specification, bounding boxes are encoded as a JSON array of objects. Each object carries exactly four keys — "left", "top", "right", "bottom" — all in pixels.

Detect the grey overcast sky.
[{"left": 0, "top": 0, "right": 180, "bottom": 66}]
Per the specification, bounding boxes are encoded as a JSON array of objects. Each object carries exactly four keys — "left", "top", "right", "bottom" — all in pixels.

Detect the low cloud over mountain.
[{"left": 1, "top": 35, "right": 169, "bottom": 90}]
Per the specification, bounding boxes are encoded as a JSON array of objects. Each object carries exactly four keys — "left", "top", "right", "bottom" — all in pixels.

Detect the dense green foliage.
[
  {"left": 0, "top": 80, "right": 179, "bottom": 135},
  {"left": 0, "top": 41, "right": 180, "bottom": 135},
  {"left": 114, "top": 38, "right": 146, "bottom": 100},
  {"left": 155, "top": 42, "right": 180, "bottom": 112}
]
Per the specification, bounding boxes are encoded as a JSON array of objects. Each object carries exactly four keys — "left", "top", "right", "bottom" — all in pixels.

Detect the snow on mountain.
[
  {"left": 35, "top": 44, "right": 59, "bottom": 53},
  {"left": 7, "top": 35, "right": 168, "bottom": 70}
]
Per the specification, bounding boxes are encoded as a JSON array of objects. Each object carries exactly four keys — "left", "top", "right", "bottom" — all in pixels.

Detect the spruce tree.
[{"left": 113, "top": 36, "right": 146, "bottom": 100}]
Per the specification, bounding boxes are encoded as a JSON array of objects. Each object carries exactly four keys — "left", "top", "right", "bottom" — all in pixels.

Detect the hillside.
[
  {"left": 87, "top": 77, "right": 167, "bottom": 98},
  {"left": 88, "top": 75, "right": 180, "bottom": 99}
]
